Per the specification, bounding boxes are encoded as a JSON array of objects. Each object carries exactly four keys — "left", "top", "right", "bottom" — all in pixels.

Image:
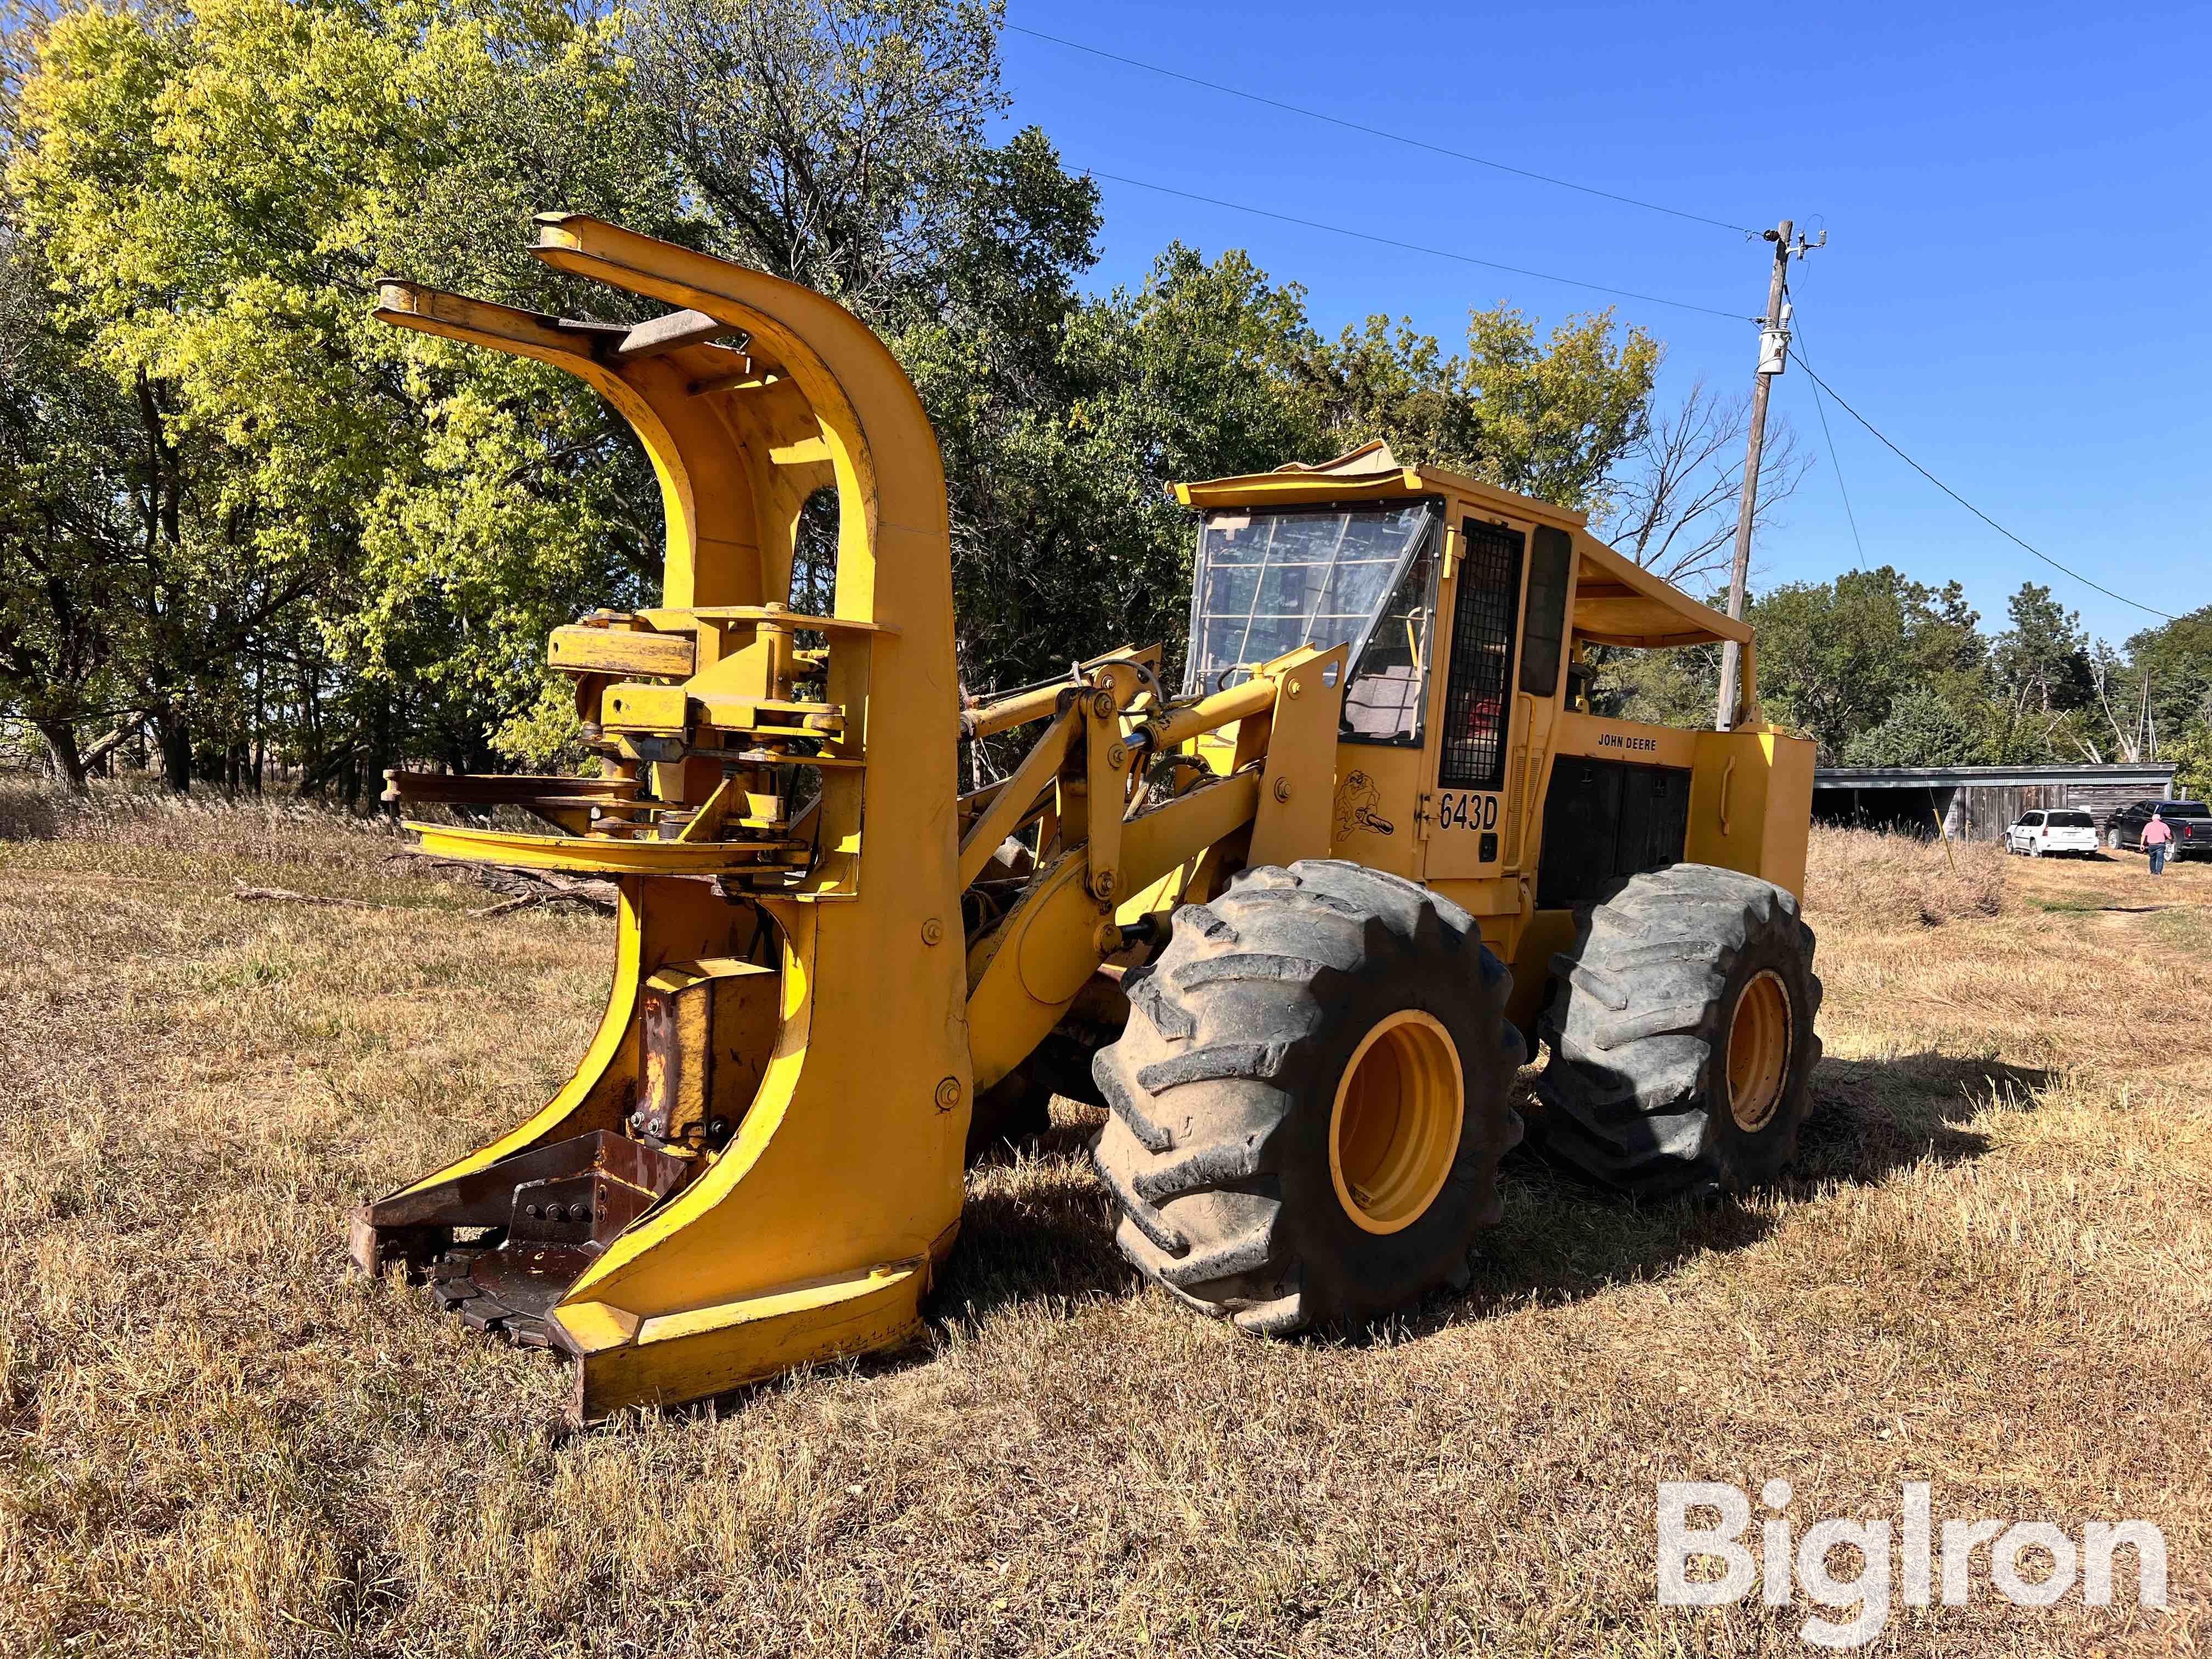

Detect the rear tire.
[
  {"left": 1091, "top": 860, "right": 1524, "bottom": 1334},
  {"left": 1532, "top": 864, "right": 1822, "bottom": 1198}
]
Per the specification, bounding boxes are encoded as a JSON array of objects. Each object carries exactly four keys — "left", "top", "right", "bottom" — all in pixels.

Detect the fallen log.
[
  {"left": 233, "top": 885, "right": 387, "bottom": 910},
  {"left": 467, "top": 888, "right": 611, "bottom": 919},
  {"left": 385, "top": 850, "right": 618, "bottom": 913}
]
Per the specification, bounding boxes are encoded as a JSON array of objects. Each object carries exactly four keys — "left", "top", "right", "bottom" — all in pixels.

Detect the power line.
[
  {"left": 1790, "top": 356, "right": 2178, "bottom": 622},
  {"left": 1785, "top": 313, "right": 1866, "bottom": 568},
  {"left": 1010, "top": 23, "right": 1757, "bottom": 237},
  {"left": 1073, "top": 165, "right": 1752, "bottom": 321}
]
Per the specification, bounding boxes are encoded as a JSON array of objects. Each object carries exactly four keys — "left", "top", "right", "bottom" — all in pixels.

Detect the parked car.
[
  {"left": 2104, "top": 798, "right": 2212, "bottom": 856},
  {"left": 2004, "top": 808, "right": 2100, "bottom": 857}
]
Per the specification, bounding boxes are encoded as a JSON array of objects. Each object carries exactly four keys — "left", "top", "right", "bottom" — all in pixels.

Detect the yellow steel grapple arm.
[{"left": 355, "top": 215, "right": 1345, "bottom": 1420}]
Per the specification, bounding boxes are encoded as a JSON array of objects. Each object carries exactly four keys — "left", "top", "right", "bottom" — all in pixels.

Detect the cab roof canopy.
[{"left": 1172, "top": 442, "right": 1750, "bottom": 653}]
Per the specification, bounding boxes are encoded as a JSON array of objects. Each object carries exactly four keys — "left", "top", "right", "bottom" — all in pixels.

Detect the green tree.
[
  {"left": 4, "top": 0, "right": 1685, "bottom": 786},
  {"left": 1992, "top": 583, "right": 2092, "bottom": 716},
  {"left": 1747, "top": 567, "right": 1986, "bottom": 761},
  {"left": 1306, "top": 304, "right": 1659, "bottom": 512},
  {"left": 2168, "top": 726, "right": 2212, "bottom": 802},
  {"left": 933, "top": 241, "right": 1326, "bottom": 691},
  {"left": 2119, "top": 606, "right": 2212, "bottom": 755},
  {"left": 1841, "top": 687, "right": 1980, "bottom": 766},
  {"left": 1455, "top": 303, "right": 1658, "bottom": 510},
  {"left": 627, "top": 0, "right": 1007, "bottom": 307},
  {"left": 932, "top": 253, "right": 1668, "bottom": 695},
  {"left": 1592, "top": 642, "right": 1720, "bottom": 727},
  {"left": 0, "top": 217, "right": 137, "bottom": 788},
  {"left": 9, "top": 0, "right": 680, "bottom": 791}
]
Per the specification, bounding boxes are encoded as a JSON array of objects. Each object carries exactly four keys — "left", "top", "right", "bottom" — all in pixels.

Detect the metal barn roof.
[{"left": 1813, "top": 763, "right": 2177, "bottom": 790}]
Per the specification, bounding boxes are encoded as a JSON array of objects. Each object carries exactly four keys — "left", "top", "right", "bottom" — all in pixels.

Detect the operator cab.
[
  {"left": 1174, "top": 442, "right": 1790, "bottom": 912},
  {"left": 1183, "top": 482, "right": 1539, "bottom": 808},
  {"left": 1179, "top": 446, "right": 1573, "bottom": 871}
]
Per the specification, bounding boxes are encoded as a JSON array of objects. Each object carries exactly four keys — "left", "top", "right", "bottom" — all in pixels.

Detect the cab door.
[{"left": 1420, "top": 516, "right": 1527, "bottom": 879}]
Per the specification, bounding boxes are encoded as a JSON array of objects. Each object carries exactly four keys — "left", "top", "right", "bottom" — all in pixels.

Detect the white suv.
[{"left": 2005, "top": 808, "right": 2099, "bottom": 857}]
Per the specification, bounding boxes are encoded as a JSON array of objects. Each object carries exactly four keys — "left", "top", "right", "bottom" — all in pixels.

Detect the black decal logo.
[{"left": 1335, "top": 771, "right": 1395, "bottom": 838}]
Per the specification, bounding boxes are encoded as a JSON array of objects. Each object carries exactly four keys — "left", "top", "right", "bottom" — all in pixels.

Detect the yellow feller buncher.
[{"left": 355, "top": 215, "right": 1821, "bottom": 1421}]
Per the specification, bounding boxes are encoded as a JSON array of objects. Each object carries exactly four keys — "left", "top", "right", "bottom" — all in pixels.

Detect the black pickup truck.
[{"left": 2105, "top": 798, "right": 2212, "bottom": 856}]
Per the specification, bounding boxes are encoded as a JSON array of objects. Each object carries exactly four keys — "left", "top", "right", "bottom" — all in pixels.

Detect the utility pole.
[{"left": 1716, "top": 219, "right": 1821, "bottom": 729}]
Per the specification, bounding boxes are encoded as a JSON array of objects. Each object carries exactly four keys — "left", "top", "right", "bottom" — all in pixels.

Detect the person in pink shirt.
[{"left": 2143, "top": 809, "right": 2175, "bottom": 875}]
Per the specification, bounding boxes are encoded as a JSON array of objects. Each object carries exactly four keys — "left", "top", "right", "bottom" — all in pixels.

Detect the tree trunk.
[
  {"left": 81, "top": 713, "right": 146, "bottom": 776},
  {"left": 159, "top": 715, "right": 193, "bottom": 793},
  {"left": 297, "top": 746, "right": 356, "bottom": 799},
  {"left": 37, "top": 719, "right": 89, "bottom": 795}
]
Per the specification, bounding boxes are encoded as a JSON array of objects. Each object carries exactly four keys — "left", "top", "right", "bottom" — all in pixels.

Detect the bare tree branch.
[{"left": 1595, "top": 377, "right": 1810, "bottom": 591}]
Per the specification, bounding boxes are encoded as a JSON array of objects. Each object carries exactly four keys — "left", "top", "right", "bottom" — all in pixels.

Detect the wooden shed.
[{"left": 1812, "top": 763, "right": 2180, "bottom": 843}]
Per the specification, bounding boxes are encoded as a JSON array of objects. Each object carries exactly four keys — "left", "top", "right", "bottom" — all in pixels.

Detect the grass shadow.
[
  {"left": 635, "top": 1119, "right": 1137, "bottom": 1424},
  {"left": 932, "top": 1113, "right": 1139, "bottom": 1327},
  {"left": 1786, "top": 1049, "right": 2038, "bottom": 1187},
  {"left": 1421, "top": 1047, "right": 2035, "bottom": 1331},
  {"left": 820, "top": 1050, "right": 2041, "bottom": 1363},
  {"left": 1437, "top": 1158, "right": 1779, "bottom": 1329}
]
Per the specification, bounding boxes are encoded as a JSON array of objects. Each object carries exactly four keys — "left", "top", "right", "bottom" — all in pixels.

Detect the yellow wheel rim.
[
  {"left": 1726, "top": 969, "right": 1793, "bottom": 1132},
  {"left": 1329, "top": 1009, "right": 1464, "bottom": 1235}
]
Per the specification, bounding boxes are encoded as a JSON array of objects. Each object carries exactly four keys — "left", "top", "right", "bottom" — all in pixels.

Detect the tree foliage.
[
  {"left": 1305, "top": 304, "right": 1658, "bottom": 511},
  {"left": 1742, "top": 567, "right": 1982, "bottom": 761},
  {"left": 10, "top": 0, "right": 2202, "bottom": 799},
  {"left": 1592, "top": 569, "right": 2205, "bottom": 771},
  {"left": 2168, "top": 726, "right": 2212, "bottom": 803},
  {"left": 1992, "top": 583, "right": 2092, "bottom": 717},
  {"left": 1839, "top": 687, "right": 1980, "bottom": 767},
  {"left": 629, "top": 0, "right": 1006, "bottom": 304},
  {"left": 2118, "top": 607, "right": 2212, "bottom": 753},
  {"left": 7, "top": 0, "right": 680, "bottom": 788}
]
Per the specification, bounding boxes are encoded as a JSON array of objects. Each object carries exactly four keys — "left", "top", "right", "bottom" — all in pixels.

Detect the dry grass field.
[{"left": 1, "top": 790, "right": 2207, "bottom": 1656}]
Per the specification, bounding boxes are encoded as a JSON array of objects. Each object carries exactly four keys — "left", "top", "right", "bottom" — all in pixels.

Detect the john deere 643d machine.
[{"left": 354, "top": 215, "right": 1820, "bottom": 1421}]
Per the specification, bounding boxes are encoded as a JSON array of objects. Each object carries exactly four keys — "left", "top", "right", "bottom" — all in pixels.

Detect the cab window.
[
  {"left": 1184, "top": 500, "right": 1440, "bottom": 695},
  {"left": 1339, "top": 513, "right": 1442, "bottom": 745}
]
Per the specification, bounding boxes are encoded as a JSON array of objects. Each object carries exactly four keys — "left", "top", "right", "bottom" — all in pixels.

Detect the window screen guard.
[
  {"left": 1437, "top": 519, "right": 1525, "bottom": 792},
  {"left": 1183, "top": 500, "right": 1442, "bottom": 697}
]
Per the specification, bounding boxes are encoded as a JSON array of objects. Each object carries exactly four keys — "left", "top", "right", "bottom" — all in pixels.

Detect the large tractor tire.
[
  {"left": 1532, "top": 864, "right": 1822, "bottom": 1198},
  {"left": 1090, "top": 860, "right": 1525, "bottom": 1335}
]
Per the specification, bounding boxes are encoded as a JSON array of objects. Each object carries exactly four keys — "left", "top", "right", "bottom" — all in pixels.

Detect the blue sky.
[{"left": 998, "top": 1, "right": 2210, "bottom": 651}]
